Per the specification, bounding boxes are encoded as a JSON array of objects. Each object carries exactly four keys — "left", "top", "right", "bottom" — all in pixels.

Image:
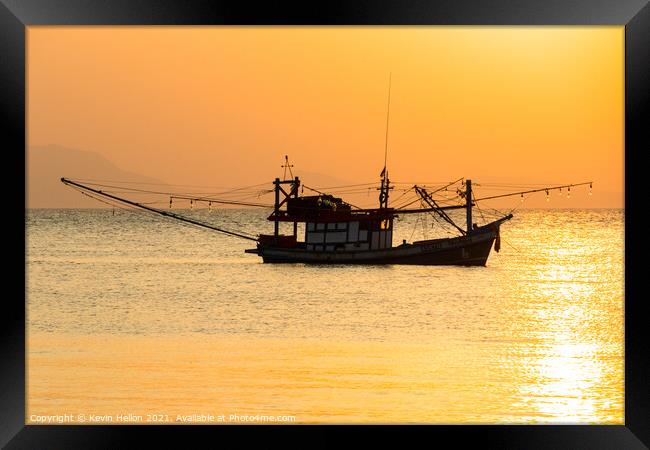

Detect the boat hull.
[{"left": 247, "top": 228, "right": 498, "bottom": 266}]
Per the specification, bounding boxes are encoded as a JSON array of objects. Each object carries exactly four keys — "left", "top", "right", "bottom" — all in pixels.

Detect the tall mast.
[
  {"left": 379, "top": 73, "right": 392, "bottom": 209},
  {"left": 383, "top": 72, "right": 391, "bottom": 176}
]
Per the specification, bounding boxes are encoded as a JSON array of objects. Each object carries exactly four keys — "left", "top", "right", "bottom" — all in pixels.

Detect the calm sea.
[{"left": 26, "top": 208, "right": 624, "bottom": 424}]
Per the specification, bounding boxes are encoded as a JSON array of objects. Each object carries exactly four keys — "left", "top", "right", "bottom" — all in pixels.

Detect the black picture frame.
[{"left": 5, "top": 1, "right": 648, "bottom": 448}]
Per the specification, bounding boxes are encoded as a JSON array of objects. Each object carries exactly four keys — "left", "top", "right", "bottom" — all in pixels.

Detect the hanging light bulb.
[
  {"left": 209, "top": 201, "right": 212, "bottom": 212},
  {"left": 558, "top": 187, "right": 562, "bottom": 196},
  {"left": 520, "top": 193, "right": 524, "bottom": 203},
  {"left": 169, "top": 196, "right": 173, "bottom": 209},
  {"left": 567, "top": 186, "right": 571, "bottom": 199},
  {"left": 546, "top": 189, "right": 550, "bottom": 202},
  {"left": 190, "top": 199, "right": 193, "bottom": 210},
  {"left": 589, "top": 183, "right": 593, "bottom": 196}
]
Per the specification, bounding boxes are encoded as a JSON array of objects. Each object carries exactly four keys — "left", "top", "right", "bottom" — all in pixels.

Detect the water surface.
[{"left": 26, "top": 208, "right": 624, "bottom": 424}]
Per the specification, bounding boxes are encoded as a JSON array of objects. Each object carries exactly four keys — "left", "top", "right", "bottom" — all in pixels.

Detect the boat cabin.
[
  {"left": 288, "top": 195, "right": 392, "bottom": 251},
  {"left": 262, "top": 176, "right": 395, "bottom": 252}
]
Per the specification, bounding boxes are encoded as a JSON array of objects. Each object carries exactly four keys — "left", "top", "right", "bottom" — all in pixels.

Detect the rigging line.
[
  {"left": 70, "top": 180, "right": 274, "bottom": 198},
  {"left": 421, "top": 201, "right": 429, "bottom": 240},
  {"left": 316, "top": 188, "right": 380, "bottom": 194},
  {"left": 502, "top": 237, "right": 521, "bottom": 253},
  {"left": 474, "top": 196, "right": 487, "bottom": 224},
  {"left": 99, "top": 190, "right": 274, "bottom": 203},
  {"left": 199, "top": 191, "right": 274, "bottom": 202},
  {"left": 308, "top": 182, "right": 379, "bottom": 190},
  {"left": 408, "top": 214, "right": 420, "bottom": 243},
  {"left": 176, "top": 188, "right": 275, "bottom": 196},
  {"left": 384, "top": 186, "right": 412, "bottom": 205},
  {"left": 323, "top": 185, "right": 409, "bottom": 191},
  {"left": 74, "top": 187, "right": 136, "bottom": 211},
  {"left": 477, "top": 182, "right": 560, "bottom": 187},
  {"left": 433, "top": 197, "right": 465, "bottom": 206},
  {"left": 391, "top": 195, "right": 422, "bottom": 210},
  {"left": 477, "top": 205, "right": 510, "bottom": 219},
  {"left": 301, "top": 185, "right": 324, "bottom": 195},
  {"left": 391, "top": 181, "right": 457, "bottom": 186},
  {"left": 66, "top": 182, "right": 238, "bottom": 199},
  {"left": 507, "top": 196, "right": 528, "bottom": 215},
  {"left": 169, "top": 198, "right": 271, "bottom": 209},
  {"left": 508, "top": 239, "right": 546, "bottom": 264},
  {"left": 62, "top": 178, "right": 259, "bottom": 242},
  {"left": 422, "top": 200, "right": 447, "bottom": 232},
  {"left": 472, "top": 199, "right": 511, "bottom": 217},
  {"left": 390, "top": 192, "right": 416, "bottom": 205},
  {"left": 83, "top": 178, "right": 269, "bottom": 192},
  {"left": 472, "top": 186, "right": 555, "bottom": 192},
  {"left": 76, "top": 180, "right": 266, "bottom": 195},
  {"left": 416, "top": 178, "right": 466, "bottom": 205},
  {"left": 396, "top": 196, "right": 425, "bottom": 210},
  {"left": 69, "top": 182, "right": 187, "bottom": 196},
  {"left": 498, "top": 237, "right": 543, "bottom": 265},
  {"left": 429, "top": 211, "right": 455, "bottom": 235},
  {"left": 396, "top": 194, "right": 463, "bottom": 211},
  {"left": 414, "top": 185, "right": 466, "bottom": 235},
  {"left": 203, "top": 192, "right": 275, "bottom": 202},
  {"left": 72, "top": 178, "right": 272, "bottom": 190},
  {"left": 174, "top": 190, "right": 273, "bottom": 199},
  {"left": 76, "top": 192, "right": 151, "bottom": 219},
  {"left": 74, "top": 187, "right": 262, "bottom": 242},
  {"left": 80, "top": 187, "right": 258, "bottom": 240},
  {"left": 168, "top": 196, "right": 272, "bottom": 208},
  {"left": 396, "top": 183, "right": 464, "bottom": 210}
]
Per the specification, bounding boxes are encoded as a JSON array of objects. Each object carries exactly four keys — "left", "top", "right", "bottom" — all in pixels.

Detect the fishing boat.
[
  {"left": 245, "top": 167, "right": 510, "bottom": 266},
  {"left": 60, "top": 161, "right": 591, "bottom": 266}
]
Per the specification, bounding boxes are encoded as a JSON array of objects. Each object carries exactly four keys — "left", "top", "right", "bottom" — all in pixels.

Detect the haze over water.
[{"left": 26, "top": 208, "right": 623, "bottom": 424}]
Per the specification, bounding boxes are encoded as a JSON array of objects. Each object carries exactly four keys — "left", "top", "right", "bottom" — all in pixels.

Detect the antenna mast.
[
  {"left": 383, "top": 72, "right": 392, "bottom": 175},
  {"left": 281, "top": 155, "right": 294, "bottom": 180},
  {"left": 379, "top": 73, "right": 392, "bottom": 209}
]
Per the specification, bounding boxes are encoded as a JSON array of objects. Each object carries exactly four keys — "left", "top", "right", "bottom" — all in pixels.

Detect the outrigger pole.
[
  {"left": 60, "top": 178, "right": 259, "bottom": 242},
  {"left": 473, "top": 182, "right": 593, "bottom": 202}
]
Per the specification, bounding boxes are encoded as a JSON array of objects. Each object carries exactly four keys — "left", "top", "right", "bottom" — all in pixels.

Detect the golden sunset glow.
[
  {"left": 26, "top": 27, "right": 624, "bottom": 425},
  {"left": 27, "top": 26, "right": 623, "bottom": 209}
]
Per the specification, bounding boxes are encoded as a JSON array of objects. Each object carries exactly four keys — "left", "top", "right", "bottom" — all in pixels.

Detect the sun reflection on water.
[{"left": 501, "top": 225, "right": 623, "bottom": 424}]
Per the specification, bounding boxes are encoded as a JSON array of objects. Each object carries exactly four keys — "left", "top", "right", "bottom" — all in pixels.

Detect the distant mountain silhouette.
[
  {"left": 26, "top": 145, "right": 361, "bottom": 209},
  {"left": 27, "top": 145, "right": 169, "bottom": 208}
]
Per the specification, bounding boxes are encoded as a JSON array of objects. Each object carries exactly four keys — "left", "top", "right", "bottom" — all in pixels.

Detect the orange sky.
[{"left": 27, "top": 26, "right": 624, "bottom": 208}]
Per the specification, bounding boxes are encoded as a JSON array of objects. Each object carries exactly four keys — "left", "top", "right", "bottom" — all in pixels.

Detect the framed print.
[{"left": 5, "top": 0, "right": 649, "bottom": 447}]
